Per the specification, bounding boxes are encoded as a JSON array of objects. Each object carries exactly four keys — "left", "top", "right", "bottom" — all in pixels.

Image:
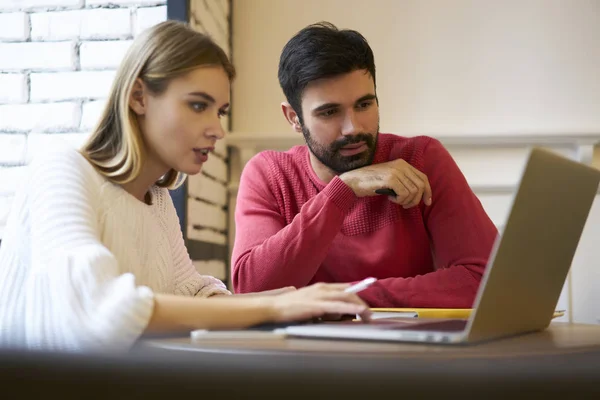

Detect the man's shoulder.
[
  {"left": 246, "top": 145, "right": 308, "bottom": 173},
  {"left": 379, "top": 133, "right": 443, "bottom": 163},
  {"left": 380, "top": 133, "right": 438, "bottom": 148},
  {"left": 238, "top": 145, "right": 309, "bottom": 196}
]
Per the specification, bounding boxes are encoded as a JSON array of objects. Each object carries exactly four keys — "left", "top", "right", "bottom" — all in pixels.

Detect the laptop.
[{"left": 281, "top": 147, "right": 600, "bottom": 345}]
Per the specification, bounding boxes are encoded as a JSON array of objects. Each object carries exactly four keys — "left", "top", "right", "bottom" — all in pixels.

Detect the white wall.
[
  {"left": 232, "top": 0, "right": 600, "bottom": 136},
  {"left": 0, "top": 0, "right": 167, "bottom": 238}
]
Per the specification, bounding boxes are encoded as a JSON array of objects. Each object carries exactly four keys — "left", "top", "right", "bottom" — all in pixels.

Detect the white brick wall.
[
  {"left": 134, "top": 6, "right": 167, "bottom": 35},
  {"left": 31, "top": 71, "right": 116, "bottom": 100},
  {"left": 0, "top": 12, "right": 30, "bottom": 41},
  {"left": 0, "top": 166, "right": 27, "bottom": 196},
  {"left": 31, "top": 8, "right": 132, "bottom": 40},
  {"left": 87, "top": 0, "right": 164, "bottom": 6},
  {"left": 80, "top": 40, "right": 133, "bottom": 69},
  {"left": 0, "top": 0, "right": 167, "bottom": 239},
  {"left": 0, "top": 102, "right": 80, "bottom": 132},
  {"left": 0, "top": 134, "right": 27, "bottom": 165},
  {"left": 0, "top": 74, "right": 27, "bottom": 103},
  {"left": 0, "top": 1, "right": 84, "bottom": 12},
  {"left": 80, "top": 99, "right": 106, "bottom": 130},
  {"left": 0, "top": 42, "right": 75, "bottom": 71}
]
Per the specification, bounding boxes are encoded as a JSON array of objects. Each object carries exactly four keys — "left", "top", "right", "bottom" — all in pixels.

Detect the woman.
[{"left": 0, "top": 21, "right": 370, "bottom": 352}]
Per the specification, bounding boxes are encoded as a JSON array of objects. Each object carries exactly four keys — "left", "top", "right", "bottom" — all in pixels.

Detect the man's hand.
[{"left": 339, "top": 158, "right": 432, "bottom": 208}]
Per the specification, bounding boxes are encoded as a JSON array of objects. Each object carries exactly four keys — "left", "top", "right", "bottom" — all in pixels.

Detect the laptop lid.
[{"left": 464, "top": 147, "right": 600, "bottom": 342}]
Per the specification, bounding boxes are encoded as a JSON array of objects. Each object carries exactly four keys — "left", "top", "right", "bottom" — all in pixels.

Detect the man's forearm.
[
  {"left": 232, "top": 178, "right": 355, "bottom": 292},
  {"left": 359, "top": 263, "right": 485, "bottom": 308}
]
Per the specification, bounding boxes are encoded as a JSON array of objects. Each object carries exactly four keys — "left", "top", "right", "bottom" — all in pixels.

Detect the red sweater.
[{"left": 231, "top": 134, "right": 498, "bottom": 308}]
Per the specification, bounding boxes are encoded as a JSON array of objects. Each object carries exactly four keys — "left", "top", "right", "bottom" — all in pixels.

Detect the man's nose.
[{"left": 341, "top": 110, "right": 361, "bottom": 136}]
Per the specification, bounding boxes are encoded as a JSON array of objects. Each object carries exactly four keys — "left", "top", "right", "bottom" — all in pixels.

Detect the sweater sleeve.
[
  {"left": 358, "top": 138, "right": 499, "bottom": 308},
  {"left": 162, "top": 190, "right": 230, "bottom": 298},
  {"left": 231, "top": 153, "right": 356, "bottom": 293},
  {"left": 23, "top": 151, "right": 155, "bottom": 352}
]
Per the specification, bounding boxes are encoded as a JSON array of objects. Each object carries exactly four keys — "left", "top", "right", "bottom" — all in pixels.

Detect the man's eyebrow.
[
  {"left": 312, "top": 102, "right": 340, "bottom": 114},
  {"left": 311, "top": 94, "right": 378, "bottom": 114},
  {"left": 187, "top": 92, "right": 215, "bottom": 103},
  {"left": 354, "top": 94, "right": 377, "bottom": 104}
]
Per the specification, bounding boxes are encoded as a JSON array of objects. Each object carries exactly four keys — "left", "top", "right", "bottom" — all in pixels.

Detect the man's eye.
[
  {"left": 190, "top": 102, "right": 208, "bottom": 112},
  {"left": 319, "top": 109, "right": 337, "bottom": 117},
  {"left": 357, "top": 101, "right": 372, "bottom": 109}
]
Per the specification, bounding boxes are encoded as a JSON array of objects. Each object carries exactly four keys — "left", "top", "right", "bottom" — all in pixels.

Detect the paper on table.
[
  {"left": 369, "top": 311, "right": 418, "bottom": 319},
  {"left": 191, "top": 329, "right": 287, "bottom": 340},
  {"left": 190, "top": 321, "right": 310, "bottom": 340}
]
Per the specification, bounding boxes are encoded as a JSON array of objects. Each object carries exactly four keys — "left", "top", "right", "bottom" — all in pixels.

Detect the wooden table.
[
  {"left": 3, "top": 323, "right": 600, "bottom": 398},
  {"left": 140, "top": 321, "right": 600, "bottom": 360},
  {"left": 132, "top": 322, "right": 600, "bottom": 397}
]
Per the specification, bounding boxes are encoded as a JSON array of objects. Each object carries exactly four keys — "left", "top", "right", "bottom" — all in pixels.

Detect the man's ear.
[
  {"left": 129, "top": 78, "right": 147, "bottom": 116},
  {"left": 281, "top": 102, "right": 303, "bottom": 133}
]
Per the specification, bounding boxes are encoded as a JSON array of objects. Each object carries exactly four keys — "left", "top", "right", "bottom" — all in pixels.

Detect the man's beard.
[{"left": 302, "top": 125, "right": 379, "bottom": 174}]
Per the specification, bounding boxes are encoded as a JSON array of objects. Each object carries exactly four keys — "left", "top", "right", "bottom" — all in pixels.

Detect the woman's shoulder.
[
  {"left": 28, "top": 146, "right": 103, "bottom": 182},
  {"left": 30, "top": 145, "right": 90, "bottom": 167},
  {"left": 21, "top": 146, "right": 109, "bottom": 204}
]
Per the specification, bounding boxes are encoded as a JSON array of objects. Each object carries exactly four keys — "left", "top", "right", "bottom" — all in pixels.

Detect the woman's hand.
[
  {"left": 232, "top": 286, "right": 297, "bottom": 297},
  {"left": 265, "top": 283, "right": 371, "bottom": 323},
  {"left": 145, "top": 283, "right": 370, "bottom": 335}
]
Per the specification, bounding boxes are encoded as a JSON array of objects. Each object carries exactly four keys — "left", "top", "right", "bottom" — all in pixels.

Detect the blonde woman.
[{"left": 0, "top": 21, "right": 370, "bottom": 352}]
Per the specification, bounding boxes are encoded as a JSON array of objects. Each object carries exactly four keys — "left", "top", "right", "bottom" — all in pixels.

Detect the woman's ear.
[{"left": 129, "top": 78, "right": 146, "bottom": 116}]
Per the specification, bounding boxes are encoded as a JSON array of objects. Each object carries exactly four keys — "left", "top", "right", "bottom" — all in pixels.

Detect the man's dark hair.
[{"left": 278, "top": 21, "right": 376, "bottom": 123}]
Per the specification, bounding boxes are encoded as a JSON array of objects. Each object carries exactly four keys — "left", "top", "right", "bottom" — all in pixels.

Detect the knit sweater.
[
  {"left": 0, "top": 148, "right": 229, "bottom": 352},
  {"left": 232, "top": 134, "right": 498, "bottom": 308}
]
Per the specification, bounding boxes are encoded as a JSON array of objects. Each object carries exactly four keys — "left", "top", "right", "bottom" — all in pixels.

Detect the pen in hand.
[
  {"left": 344, "top": 277, "right": 377, "bottom": 322},
  {"left": 344, "top": 277, "right": 377, "bottom": 293},
  {"left": 375, "top": 188, "right": 397, "bottom": 197}
]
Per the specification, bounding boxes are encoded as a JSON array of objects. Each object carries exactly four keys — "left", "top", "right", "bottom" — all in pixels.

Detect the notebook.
[{"left": 366, "top": 308, "right": 565, "bottom": 320}]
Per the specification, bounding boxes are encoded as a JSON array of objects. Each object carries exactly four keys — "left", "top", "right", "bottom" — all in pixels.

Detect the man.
[{"left": 231, "top": 22, "right": 498, "bottom": 308}]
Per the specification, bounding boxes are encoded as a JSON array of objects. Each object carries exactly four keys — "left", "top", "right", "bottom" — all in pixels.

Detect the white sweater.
[{"left": 0, "top": 148, "right": 230, "bottom": 352}]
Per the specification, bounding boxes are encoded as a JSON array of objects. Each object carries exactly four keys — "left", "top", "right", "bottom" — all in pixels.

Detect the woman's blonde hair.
[{"left": 81, "top": 20, "right": 235, "bottom": 189}]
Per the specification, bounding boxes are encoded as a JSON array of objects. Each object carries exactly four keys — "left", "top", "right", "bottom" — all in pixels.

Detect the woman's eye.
[
  {"left": 190, "top": 102, "right": 208, "bottom": 112},
  {"left": 218, "top": 109, "right": 230, "bottom": 118}
]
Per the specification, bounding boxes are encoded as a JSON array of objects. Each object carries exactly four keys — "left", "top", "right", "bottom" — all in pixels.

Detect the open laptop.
[{"left": 281, "top": 147, "right": 600, "bottom": 345}]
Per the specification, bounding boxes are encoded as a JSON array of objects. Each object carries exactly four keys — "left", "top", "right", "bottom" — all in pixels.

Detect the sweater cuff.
[{"left": 322, "top": 176, "right": 356, "bottom": 213}]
